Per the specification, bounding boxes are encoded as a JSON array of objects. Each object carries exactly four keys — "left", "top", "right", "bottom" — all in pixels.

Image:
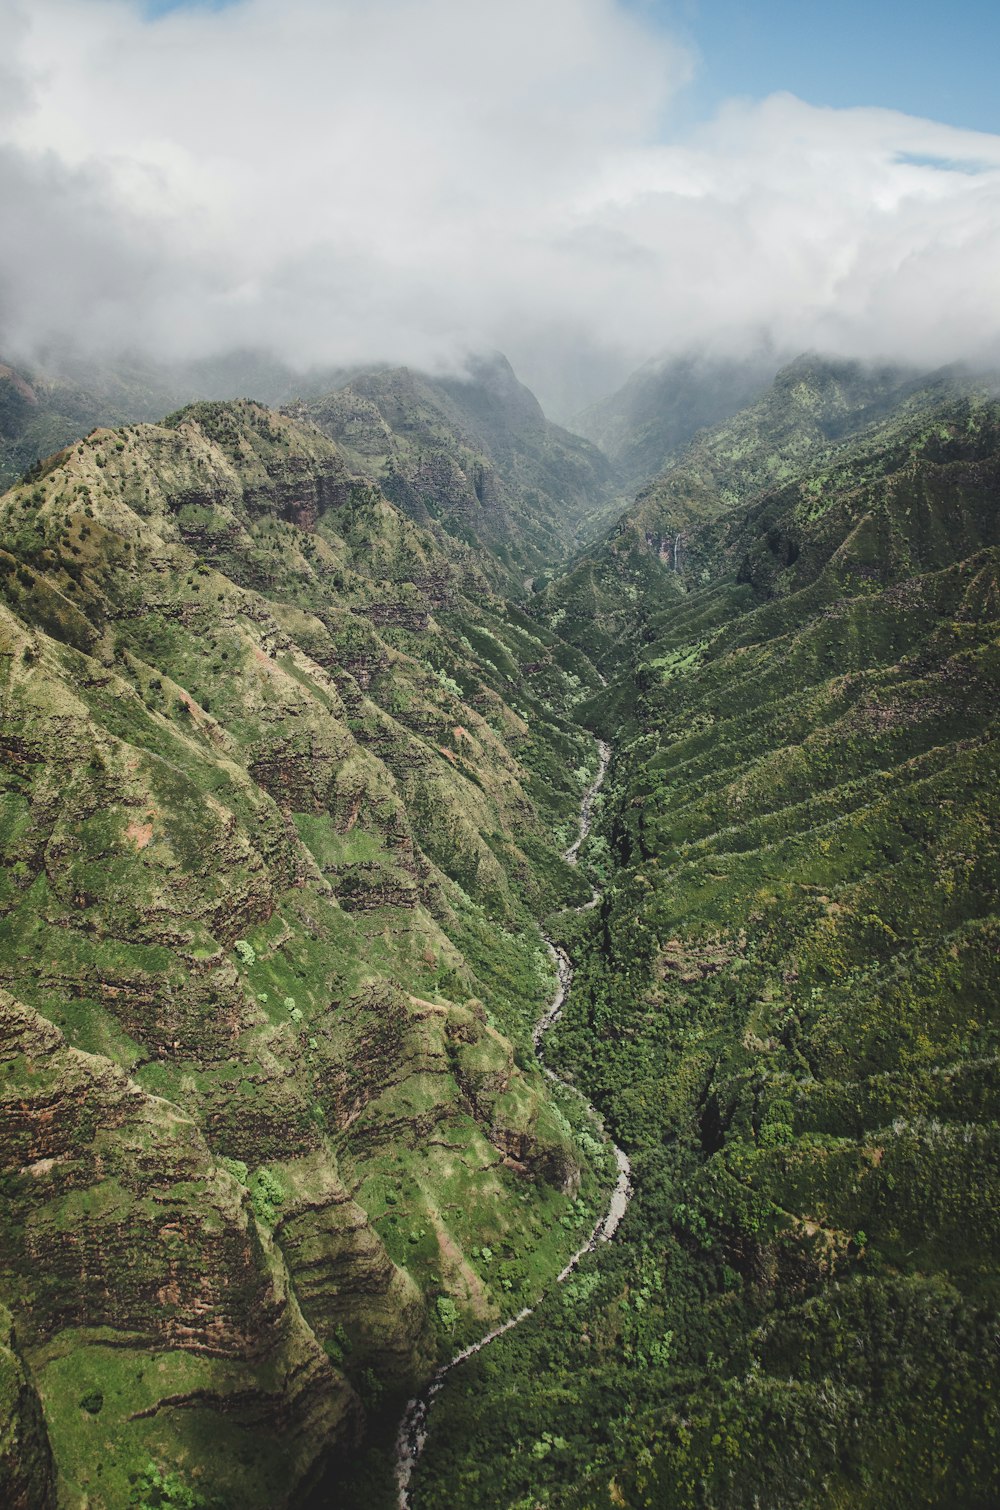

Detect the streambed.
[{"left": 394, "top": 738, "right": 631, "bottom": 1507}]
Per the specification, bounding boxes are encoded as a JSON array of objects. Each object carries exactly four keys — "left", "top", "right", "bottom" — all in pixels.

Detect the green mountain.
[
  {"left": 574, "top": 350, "right": 780, "bottom": 491},
  {"left": 0, "top": 353, "right": 309, "bottom": 494},
  {"left": 2, "top": 354, "right": 998, "bottom": 1510},
  {"left": 539, "top": 357, "right": 978, "bottom": 666},
  {"left": 2, "top": 351, "right": 617, "bottom": 588},
  {"left": 293, "top": 354, "right": 618, "bottom": 583},
  {"left": 0, "top": 360, "right": 165, "bottom": 493},
  {"left": 409, "top": 375, "right": 1000, "bottom": 1508},
  {"left": 0, "top": 399, "right": 613, "bottom": 1507}
]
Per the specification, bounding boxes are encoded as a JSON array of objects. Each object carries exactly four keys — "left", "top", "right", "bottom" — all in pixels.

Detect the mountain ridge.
[
  {"left": 0, "top": 396, "right": 612, "bottom": 1507},
  {"left": 2, "top": 355, "right": 998, "bottom": 1509}
]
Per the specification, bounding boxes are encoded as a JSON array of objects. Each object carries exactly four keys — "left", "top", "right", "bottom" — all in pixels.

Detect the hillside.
[
  {"left": 2, "top": 350, "right": 617, "bottom": 589},
  {"left": 0, "top": 352, "right": 327, "bottom": 493},
  {"left": 538, "top": 357, "right": 982, "bottom": 666},
  {"left": 293, "top": 354, "right": 618, "bottom": 584},
  {"left": 0, "top": 361, "right": 168, "bottom": 494},
  {"left": 0, "top": 400, "right": 613, "bottom": 1508},
  {"left": 407, "top": 386, "right": 1000, "bottom": 1507},
  {"left": 2, "top": 364, "right": 997, "bottom": 1510},
  {"left": 574, "top": 351, "right": 779, "bottom": 491}
]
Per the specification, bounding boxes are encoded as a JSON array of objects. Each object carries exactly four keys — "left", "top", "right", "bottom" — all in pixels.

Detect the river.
[{"left": 394, "top": 736, "right": 631, "bottom": 1507}]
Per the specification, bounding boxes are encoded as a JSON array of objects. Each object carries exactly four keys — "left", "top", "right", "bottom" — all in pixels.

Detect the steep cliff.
[{"left": 0, "top": 400, "right": 606, "bottom": 1505}]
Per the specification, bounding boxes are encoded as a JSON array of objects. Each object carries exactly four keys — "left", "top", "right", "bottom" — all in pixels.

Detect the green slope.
[
  {"left": 408, "top": 382, "right": 1000, "bottom": 1509},
  {"left": 538, "top": 357, "right": 980, "bottom": 669},
  {"left": 3, "top": 357, "right": 998, "bottom": 1510},
  {"left": 0, "top": 399, "right": 612, "bottom": 1508}
]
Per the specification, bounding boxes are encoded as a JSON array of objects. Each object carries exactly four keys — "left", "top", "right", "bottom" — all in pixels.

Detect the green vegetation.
[
  {"left": 409, "top": 365, "right": 1000, "bottom": 1509},
  {"left": 0, "top": 395, "right": 605, "bottom": 1506},
  {"left": 1, "top": 356, "right": 998, "bottom": 1508},
  {"left": 131, "top": 1462, "right": 210, "bottom": 1510}
]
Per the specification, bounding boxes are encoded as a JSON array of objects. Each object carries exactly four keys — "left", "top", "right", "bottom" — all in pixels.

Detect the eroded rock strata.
[{"left": 0, "top": 399, "right": 603, "bottom": 1505}]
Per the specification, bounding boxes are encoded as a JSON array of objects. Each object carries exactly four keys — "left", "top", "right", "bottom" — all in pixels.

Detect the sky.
[
  {"left": 2, "top": 0, "right": 999, "bottom": 414},
  {"left": 641, "top": 1, "right": 1000, "bottom": 137}
]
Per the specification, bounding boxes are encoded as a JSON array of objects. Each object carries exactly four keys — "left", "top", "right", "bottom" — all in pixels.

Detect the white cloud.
[{"left": 2, "top": 0, "right": 999, "bottom": 406}]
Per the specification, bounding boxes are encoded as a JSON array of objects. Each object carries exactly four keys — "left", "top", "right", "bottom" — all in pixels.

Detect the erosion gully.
[{"left": 394, "top": 738, "right": 631, "bottom": 1507}]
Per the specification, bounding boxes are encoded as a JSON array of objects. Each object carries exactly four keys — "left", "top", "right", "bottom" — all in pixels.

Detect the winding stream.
[{"left": 394, "top": 737, "right": 631, "bottom": 1508}]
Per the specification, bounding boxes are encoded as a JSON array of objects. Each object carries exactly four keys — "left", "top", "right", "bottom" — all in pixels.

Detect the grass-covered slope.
[
  {"left": 0, "top": 359, "right": 171, "bottom": 494},
  {"left": 538, "top": 358, "right": 972, "bottom": 670},
  {"left": 293, "top": 354, "right": 618, "bottom": 583},
  {"left": 409, "top": 391, "right": 1000, "bottom": 1507},
  {"left": 0, "top": 400, "right": 611, "bottom": 1507}
]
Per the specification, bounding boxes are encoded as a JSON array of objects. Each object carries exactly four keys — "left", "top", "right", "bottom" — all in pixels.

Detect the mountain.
[
  {"left": 292, "top": 354, "right": 619, "bottom": 583},
  {"left": 0, "top": 359, "right": 168, "bottom": 493},
  {"left": 0, "top": 398, "right": 611, "bottom": 1507},
  {"left": 538, "top": 356, "right": 978, "bottom": 667},
  {"left": 2, "top": 350, "right": 618, "bottom": 588},
  {"left": 409, "top": 377, "right": 1000, "bottom": 1508},
  {"left": 2, "top": 351, "right": 998, "bottom": 1510},
  {"left": 0, "top": 351, "right": 364, "bottom": 494},
  {"left": 574, "top": 349, "right": 781, "bottom": 490}
]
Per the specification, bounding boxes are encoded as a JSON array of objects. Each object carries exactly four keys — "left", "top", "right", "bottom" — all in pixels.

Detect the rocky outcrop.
[
  {"left": 0, "top": 992, "right": 359, "bottom": 1505},
  {"left": 0, "top": 1305, "right": 56, "bottom": 1510},
  {"left": 275, "top": 1155, "right": 433, "bottom": 1388}
]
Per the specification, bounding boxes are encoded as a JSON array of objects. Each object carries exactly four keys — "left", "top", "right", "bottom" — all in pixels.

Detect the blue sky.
[
  {"left": 635, "top": 0, "right": 1000, "bottom": 135},
  {"left": 146, "top": 0, "right": 1000, "bottom": 137}
]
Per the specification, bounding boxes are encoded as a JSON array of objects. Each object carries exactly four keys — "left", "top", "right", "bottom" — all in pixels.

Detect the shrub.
[
  {"left": 249, "top": 1166, "right": 285, "bottom": 1226},
  {"left": 435, "top": 1296, "right": 459, "bottom": 1331},
  {"left": 131, "top": 1462, "right": 207, "bottom": 1509},
  {"left": 233, "top": 939, "right": 256, "bottom": 967}
]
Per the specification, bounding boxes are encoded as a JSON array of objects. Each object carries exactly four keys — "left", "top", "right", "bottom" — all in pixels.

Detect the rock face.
[
  {"left": 0, "top": 1302, "right": 56, "bottom": 1510},
  {"left": 0, "top": 992, "right": 357, "bottom": 1508},
  {"left": 293, "top": 354, "right": 617, "bottom": 584},
  {"left": 0, "top": 399, "right": 601, "bottom": 1505}
]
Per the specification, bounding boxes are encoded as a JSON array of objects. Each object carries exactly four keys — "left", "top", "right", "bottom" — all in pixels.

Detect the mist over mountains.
[
  {"left": 2, "top": 3, "right": 999, "bottom": 1508},
  {"left": 3, "top": 0, "right": 1000, "bottom": 416}
]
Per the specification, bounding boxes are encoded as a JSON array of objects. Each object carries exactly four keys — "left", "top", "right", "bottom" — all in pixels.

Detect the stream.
[{"left": 394, "top": 737, "right": 631, "bottom": 1508}]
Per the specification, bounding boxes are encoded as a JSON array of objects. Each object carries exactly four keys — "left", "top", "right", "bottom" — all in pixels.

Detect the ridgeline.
[{"left": 1, "top": 355, "right": 997, "bottom": 1509}]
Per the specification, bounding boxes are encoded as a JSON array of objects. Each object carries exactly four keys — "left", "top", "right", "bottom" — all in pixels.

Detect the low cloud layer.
[{"left": 3, "top": 0, "right": 1000, "bottom": 409}]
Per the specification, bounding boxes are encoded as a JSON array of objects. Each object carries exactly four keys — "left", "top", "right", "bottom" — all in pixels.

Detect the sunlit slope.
[{"left": 0, "top": 399, "right": 607, "bottom": 1507}]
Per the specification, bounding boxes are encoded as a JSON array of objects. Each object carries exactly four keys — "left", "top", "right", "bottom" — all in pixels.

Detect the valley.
[
  {"left": 395, "top": 737, "right": 629, "bottom": 1510},
  {"left": 0, "top": 353, "right": 997, "bottom": 1510},
  {"left": 407, "top": 365, "right": 1000, "bottom": 1510}
]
